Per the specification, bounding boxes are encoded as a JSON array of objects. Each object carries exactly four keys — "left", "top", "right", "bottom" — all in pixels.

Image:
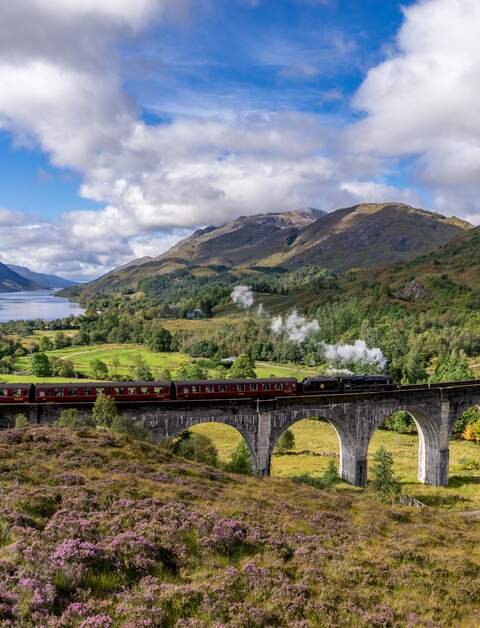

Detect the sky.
[{"left": 0, "top": 0, "right": 479, "bottom": 280}]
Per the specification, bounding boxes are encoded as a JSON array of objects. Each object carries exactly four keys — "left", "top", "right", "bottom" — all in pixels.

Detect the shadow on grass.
[{"left": 448, "top": 475, "right": 480, "bottom": 488}]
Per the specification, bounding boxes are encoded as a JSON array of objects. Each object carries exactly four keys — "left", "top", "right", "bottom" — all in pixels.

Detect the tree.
[
  {"left": 39, "top": 336, "right": 53, "bottom": 352},
  {"left": 462, "top": 419, "right": 480, "bottom": 445},
  {"left": 144, "top": 326, "right": 172, "bottom": 352},
  {"left": 131, "top": 355, "right": 153, "bottom": 382},
  {"left": 401, "top": 345, "right": 428, "bottom": 384},
  {"left": 31, "top": 352, "right": 52, "bottom": 377},
  {"left": 429, "top": 350, "right": 474, "bottom": 383},
  {"left": 369, "top": 447, "right": 401, "bottom": 501},
  {"left": 384, "top": 411, "right": 416, "bottom": 434},
  {"left": 157, "top": 368, "right": 172, "bottom": 381},
  {"left": 321, "top": 460, "right": 341, "bottom": 488},
  {"left": 15, "top": 414, "right": 29, "bottom": 428},
  {"left": 93, "top": 393, "right": 118, "bottom": 427},
  {"left": 224, "top": 440, "right": 252, "bottom": 475},
  {"left": 176, "top": 362, "right": 207, "bottom": 380},
  {"left": 229, "top": 354, "right": 256, "bottom": 379},
  {"left": 454, "top": 406, "right": 480, "bottom": 438},
  {"left": 54, "top": 331, "right": 70, "bottom": 349},
  {"left": 108, "top": 357, "right": 122, "bottom": 381},
  {"left": 90, "top": 359, "right": 109, "bottom": 380},
  {"left": 174, "top": 431, "right": 218, "bottom": 467},
  {"left": 51, "top": 359, "right": 76, "bottom": 378},
  {"left": 275, "top": 429, "right": 295, "bottom": 453}
]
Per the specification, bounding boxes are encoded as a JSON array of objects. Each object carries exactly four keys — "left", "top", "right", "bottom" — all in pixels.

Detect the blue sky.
[{"left": 0, "top": 0, "right": 478, "bottom": 278}]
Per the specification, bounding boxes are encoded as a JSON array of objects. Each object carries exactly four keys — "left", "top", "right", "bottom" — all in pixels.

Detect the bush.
[
  {"left": 93, "top": 393, "right": 118, "bottom": 427},
  {"left": 110, "top": 415, "right": 150, "bottom": 441},
  {"left": 224, "top": 440, "right": 252, "bottom": 475},
  {"left": 291, "top": 460, "right": 340, "bottom": 490},
  {"left": 15, "top": 414, "right": 29, "bottom": 429},
  {"left": 174, "top": 431, "right": 218, "bottom": 467},
  {"left": 58, "top": 409, "right": 95, "bottom": 428},
  {"left": 275, "top": 429, "right": 295, "bottom": 453}
]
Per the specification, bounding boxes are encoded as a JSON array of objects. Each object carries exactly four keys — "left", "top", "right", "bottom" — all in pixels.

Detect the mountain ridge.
[
  {"left": 0, "top": 262, "right": 39, "bottom": 292},
  {"left": 61, "top": 203, "right": 472, "bottom": 299}
]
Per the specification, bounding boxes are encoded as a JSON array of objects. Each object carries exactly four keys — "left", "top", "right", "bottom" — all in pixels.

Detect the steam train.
[{"left": 0, "top": 375, "right": 394, "bottom": 404}]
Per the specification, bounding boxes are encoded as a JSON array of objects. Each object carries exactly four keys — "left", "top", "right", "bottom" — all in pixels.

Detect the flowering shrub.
[{"left": 0, "top": 426, "right": 476, "bottom": 626}]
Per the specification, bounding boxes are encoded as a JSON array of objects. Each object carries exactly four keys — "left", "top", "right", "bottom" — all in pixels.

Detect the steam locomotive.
[{"left": 0, "top": 375, "right": 394, "bottom": 404}]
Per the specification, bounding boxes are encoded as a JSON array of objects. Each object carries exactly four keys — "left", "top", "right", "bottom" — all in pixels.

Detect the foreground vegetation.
[{"left": 0, "top": 425, "right": 479, "bottom": 626}]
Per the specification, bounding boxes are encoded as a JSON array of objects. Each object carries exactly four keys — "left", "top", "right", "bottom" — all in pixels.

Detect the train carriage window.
[
  {"left": 141, "top": 387, "right": 149, "bottom": 394},
  {"left": 0, "top": 389, "right": 8, "bottom": 397},
  {"left": 69, "top": 389, "right": 78, "bottom": 396},
  {"left": 237, "top": 384, "right": 245, "bottom": 392},
  {"left": 128, "top": 387, "right": 137, "bottom": 395},
  {"left": 55, "top": 388, "right": 62, "bottom": 397},
  {"left": 38, "top": 390, "right": 46, "bottom": 397},
  {"left": 220, "top": 385, "right": 227, "bottom": 393},
  {"left": 276, "top": 383, "right": 284, "bottom": 390},
  {"left": 262, "top": 383, "right": 270, "bottom": 390},
  {"left": 191, "top": 386, "right": 198, "bottom": 393},
  {"left": 183, "top": 387, "right": 190, "bottom": 394},
  {"left": 205, "top": 385, "right": 212, "bottom": 393},
  {"left": 15, "top": 389, "right": 23, "bottom": 398},
  {"left": 83, "top": 388, "right": 91, "bottom": 396},
  {"left": 153, "top": 387, "right": 162, "bottom": 394},
  {"left": 114, "top": 388, "right": 121, "bottom": 394}
]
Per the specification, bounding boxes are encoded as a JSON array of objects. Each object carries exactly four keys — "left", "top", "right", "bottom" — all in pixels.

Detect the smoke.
[
  {"left": 325, "top": 367, "right": 354, "bottom": 376},
  {"left": 231, "top": 285, "right": 255, "bottom": 310},
  {"left": 256, "top": 303, "right": 265, "bottom": 317},
  {"left": 323, "top": 340, "right": 387, "bottom": 370},
  {"left": 271, "top": 309, "right": 320, "bottom": 344}
]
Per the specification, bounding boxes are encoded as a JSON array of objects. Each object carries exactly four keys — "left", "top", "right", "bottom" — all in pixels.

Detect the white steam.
[
  {"left": 323, "top": 340, "right": 387, "bottom": 370},
  {"left": 231, "top": 285, "right": 255, "bottom": 310},
  {"left": 271, "top": 309, "right": 320, "bottom": 344}
]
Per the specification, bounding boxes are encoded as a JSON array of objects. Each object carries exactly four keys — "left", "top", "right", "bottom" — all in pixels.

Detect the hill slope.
[
  {"left": 350, "top": 225, "right": 480, "bottom": 308},
  {"left": 6, "top": 264, "right": 75, "bottom": 290},
  {"left": 0, "top": 425, "right": 478, "bottom": 626},
  {"left": 64, "top": 203, "right": 470, "bottom": 299},
  {"left": 0, "top": 261, "right": 38, "bottom": 292}
]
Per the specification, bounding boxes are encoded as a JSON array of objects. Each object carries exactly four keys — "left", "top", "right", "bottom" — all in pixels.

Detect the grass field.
[
  {"left": 191, "top": 420, "right": 480, "bottom": 511},
  {"left": 2, "top": 341, "right": 320, "bottom": 383}
]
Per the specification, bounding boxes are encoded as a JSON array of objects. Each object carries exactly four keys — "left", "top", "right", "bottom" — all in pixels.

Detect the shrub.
[
  {"left": 110, "top": 415, "right": 150, "bottom": 441},
  {"left": 224, "top": 440, "right": 252, "bottom": 475},
  {"left": 93, "top": 394, "right": 118, "bottom": 428},
  {"left": 58, "top": 408, "right": 96, "bottom": 428},
  {"left": 15, "top": 414, "right": 29, "bottom": 429},
  {"left": 174, "top": 431, "right": 218, "bottom": 467},
  {"left": 275, "top": 429, "right": 295, "bottom": 453},
  {"left": 384, "top": 411, "right": 416, "bottom": 434},
  {"left": 321, "top": 460, "right": 341, "bottom": 488}
]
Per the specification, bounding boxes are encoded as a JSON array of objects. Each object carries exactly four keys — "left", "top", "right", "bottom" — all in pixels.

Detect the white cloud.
[
  {"left": 1, "top": 0, "right": 472, "bottom": 280},
  {"left": 350, "top": 0, "right": 480, "bottom": 221}
]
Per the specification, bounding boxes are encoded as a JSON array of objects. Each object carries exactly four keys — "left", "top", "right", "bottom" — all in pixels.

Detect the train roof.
[
  {"left": 35, "top": 381, "right": 171, "bottom": 389},
  {"left": 304, "top": 374, "right": 392, "bottom": 381},
  {"left": 174, "top": 378, "right": 296, "bottom": 386}
]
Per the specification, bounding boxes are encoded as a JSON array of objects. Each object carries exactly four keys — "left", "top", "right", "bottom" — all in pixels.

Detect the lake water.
[{"left": 0, "top": 291, "right": 85, "bottom": 323}]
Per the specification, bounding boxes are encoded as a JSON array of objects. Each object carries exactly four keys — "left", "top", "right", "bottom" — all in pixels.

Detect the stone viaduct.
[{"left": 1, "top": 381, "right": 480, "bottom": 486}]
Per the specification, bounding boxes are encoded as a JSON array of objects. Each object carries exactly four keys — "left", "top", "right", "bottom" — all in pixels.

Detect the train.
[{"left": 0, "top": 375, "right": 395, "bottom": 404}]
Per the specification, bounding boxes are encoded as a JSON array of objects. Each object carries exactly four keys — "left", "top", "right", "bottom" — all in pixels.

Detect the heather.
[{"left": 0, "top": 427, "right": 479, "bottom": 626}]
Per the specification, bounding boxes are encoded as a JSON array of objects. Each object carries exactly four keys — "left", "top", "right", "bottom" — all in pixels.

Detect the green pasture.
[{"left": 192, "top": 420, "right": 480, "bottom": 511}]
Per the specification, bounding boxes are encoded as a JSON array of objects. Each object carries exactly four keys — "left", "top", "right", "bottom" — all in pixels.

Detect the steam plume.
[
  {"left": 231, "top": 285, "right": 254, "bottom": 310},
  {"left": 271, "top": 309, "right": 320, "bottom": 343},
  {"left": 323, "top": 340, "right": 387, "bottom": 370}
]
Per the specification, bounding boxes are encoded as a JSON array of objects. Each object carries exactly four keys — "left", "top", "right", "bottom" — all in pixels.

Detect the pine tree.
[
  {"left": 275, "top": 429, "right": 295, "bottom": 453},
  {"left": 93, "top": 393, "right": 118, "bottom": 427},
  {"left": 321, "top": 460, "right": 341, "bottom": 488},
  {"left": 369, "top": 447, "right": 401, "bottom": 501}
]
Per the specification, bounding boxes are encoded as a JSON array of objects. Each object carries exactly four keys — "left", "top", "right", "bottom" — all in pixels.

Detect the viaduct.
[{"left": 1, "top": 381, "right": 480, "bottom": 487}]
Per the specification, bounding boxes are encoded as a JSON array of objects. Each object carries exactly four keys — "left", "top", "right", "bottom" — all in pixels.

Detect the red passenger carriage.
[
  {"left": 35, "top": 382, "right": 171, "bottom": 403},
  {"left": 174, "top": 378, "right": 297, "bottom": 401},
  {"left": 0, "top": 384, "right": 34, "bottom": 404}
]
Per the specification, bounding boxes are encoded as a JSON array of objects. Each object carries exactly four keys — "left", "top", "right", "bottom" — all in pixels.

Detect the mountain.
[
  {"left": 64, "top": 203, "right": 471, "bottom": 299},
  {"left": 0, "top": 262, "right": 38, "bottom": 292},
  {"left": 6, "top": 264, "right": 75, "bottom": 290}
]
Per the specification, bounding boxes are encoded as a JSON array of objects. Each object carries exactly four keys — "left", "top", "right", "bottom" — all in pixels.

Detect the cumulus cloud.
[
  {"left": 1, "top": 0, "right": 475, "bottom": 279},
  {"left": 350, "top": 0, "right": 480, "bottom": 220}
]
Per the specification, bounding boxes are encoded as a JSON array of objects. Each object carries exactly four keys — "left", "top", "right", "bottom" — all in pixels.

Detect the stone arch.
[
  {"left": 367, "top": 407, "right": 445, "bottom": 486},
  {"left": 270, "top": 407, "right": 364, "bottom": 486},
  {"left": 270, "top": 417, "right": 342, "bottom": 479},
  {"left": 188, "top": 420, "right": 256, "bottom": 470}
]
